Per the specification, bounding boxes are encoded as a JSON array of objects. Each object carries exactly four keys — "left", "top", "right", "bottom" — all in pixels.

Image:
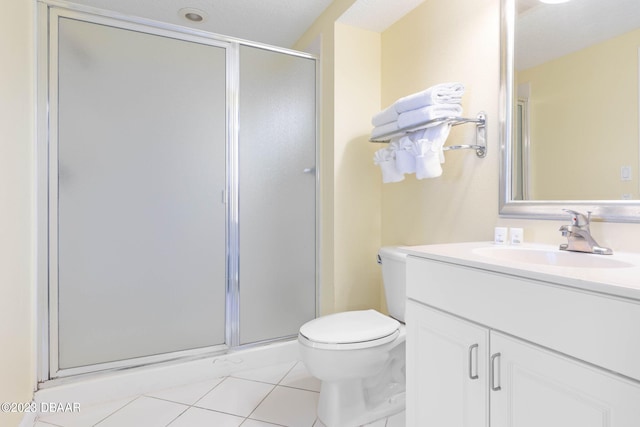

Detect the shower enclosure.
[{"left": 40, "top": 5, "right": 317, "bottom": 379}]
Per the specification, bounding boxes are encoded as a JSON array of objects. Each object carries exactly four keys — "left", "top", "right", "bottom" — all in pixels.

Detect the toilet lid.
[{"left": 299, "top": 309, "right": 400, "bottom": 344}]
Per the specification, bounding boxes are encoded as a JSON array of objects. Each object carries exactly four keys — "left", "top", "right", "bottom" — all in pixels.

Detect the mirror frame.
[{"left": 498, "top": 0, "right": 640, "bottom": 223}]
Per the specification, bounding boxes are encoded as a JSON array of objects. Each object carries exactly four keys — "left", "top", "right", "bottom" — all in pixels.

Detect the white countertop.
[{"left": 401, "top": 242, "right": 640, "bottom": 301}]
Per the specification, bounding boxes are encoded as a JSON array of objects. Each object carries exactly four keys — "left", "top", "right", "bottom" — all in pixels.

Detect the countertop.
[{"left": 401, "top": 242, "right": 640, "bottom": 301}]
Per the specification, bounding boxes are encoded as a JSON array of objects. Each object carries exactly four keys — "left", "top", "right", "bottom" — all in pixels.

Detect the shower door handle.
[{"left": 303, "top": 167, "right": 315, "bottom": 174}]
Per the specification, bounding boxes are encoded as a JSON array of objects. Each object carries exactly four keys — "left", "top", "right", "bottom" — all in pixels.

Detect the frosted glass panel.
[
  {"left": 238, "top": 46, "right": 316, "bottom": 344},
  {"left": 56, "top": 18, "right": 227, "bottom": 369}
]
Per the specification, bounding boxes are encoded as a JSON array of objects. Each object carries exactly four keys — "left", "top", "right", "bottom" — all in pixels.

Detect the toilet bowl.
[{"left": 298, "top": 247, "right": 407, "bottom": 427}]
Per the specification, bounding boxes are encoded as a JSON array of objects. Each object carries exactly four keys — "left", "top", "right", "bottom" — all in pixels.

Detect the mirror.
[{"left": 499, "top": 0, "right": 640, "bottom": 222}]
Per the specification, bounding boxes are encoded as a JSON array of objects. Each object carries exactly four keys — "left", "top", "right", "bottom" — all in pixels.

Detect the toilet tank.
[{"left": 378, "top": 247, "right": 408, "bottom": 322}]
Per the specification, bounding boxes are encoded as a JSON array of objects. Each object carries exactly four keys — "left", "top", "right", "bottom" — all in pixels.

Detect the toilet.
[{"left": 298, "top": 247, "right": 407, "bottom": 427}]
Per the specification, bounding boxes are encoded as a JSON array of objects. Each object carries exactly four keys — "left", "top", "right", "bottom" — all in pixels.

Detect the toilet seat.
[{"left": 299, "top": 309, "right": 400, "bottom": 350}]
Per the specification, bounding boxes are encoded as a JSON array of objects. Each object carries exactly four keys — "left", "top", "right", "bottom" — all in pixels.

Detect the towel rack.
[{"left": 369, "top": 111, "right": 487, "bottom": 158}]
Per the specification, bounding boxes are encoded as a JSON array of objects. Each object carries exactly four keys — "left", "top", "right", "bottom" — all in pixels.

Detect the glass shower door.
[
  {"left": 238, "top": 46, "right": 317, "bottom": 344},
  {"left": 54, "top": 15, "right": 228, "bottom": 371}
]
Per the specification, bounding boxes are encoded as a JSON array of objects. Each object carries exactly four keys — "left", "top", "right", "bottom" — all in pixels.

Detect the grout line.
[
  {"left": 163, "top": 402, "right": 190, "bottom": 427},
  {"left": 33, "top": 421, "right": 63, "bottom": 427},
  {"left": 276, "top": 383, "right": 320, "bottom": 393},
  {"left": 240, "top": 416, "right": 288, "bottom": 427},
  {"left": 243, "top": 382, "right": 278, "bottom": 423},
  {"left": 229, "top": 360, "right": 298, "bottom": 386},
  {"left": 276, "top": 360, "right": 300, "bottom": 385},
  {"left": 190, "top": 375, "right": 229, "bottom": 408},
  {"left": 92, "top": 395, "right": 141, "bottom": 426}
]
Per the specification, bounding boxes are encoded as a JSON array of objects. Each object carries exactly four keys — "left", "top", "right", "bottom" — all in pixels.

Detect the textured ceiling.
[
  {"left": 63, "top": 0, "right": 426, "bottom": 49},
  {"left": 338, "top": 0, "right": 426, "bottom": 32}
]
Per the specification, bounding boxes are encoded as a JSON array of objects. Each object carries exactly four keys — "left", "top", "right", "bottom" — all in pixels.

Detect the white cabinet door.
[
  {"left": 406, "top": 300, "right": 489, "bottom": 427},
  {"left": 491, "top": 332, "right": 640, "bottom": 427}
]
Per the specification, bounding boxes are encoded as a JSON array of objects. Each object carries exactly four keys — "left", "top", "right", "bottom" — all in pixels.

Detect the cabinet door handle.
[
  {"left": 490, "top": 352, "right": 502, "bottom": 391},
  {"left": 468, "top": 344, "right": 479, "bottom": 380}
]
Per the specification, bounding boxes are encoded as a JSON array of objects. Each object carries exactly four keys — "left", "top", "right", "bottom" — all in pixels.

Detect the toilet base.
[
  {"left": 317, "top": 383, "right": 405, "bottom": 427},
  {"left": 316, "top": 345, "right": 406, "bottom": 427}
]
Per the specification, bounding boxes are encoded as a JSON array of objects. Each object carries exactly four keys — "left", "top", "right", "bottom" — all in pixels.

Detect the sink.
[{"left": 472, "top": 246, "right": 635, "bottom": 269}]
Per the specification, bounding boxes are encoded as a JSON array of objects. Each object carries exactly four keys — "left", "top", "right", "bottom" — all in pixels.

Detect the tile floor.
[{"left": 34, "top": 360, "right": 405, "bottom": 427}]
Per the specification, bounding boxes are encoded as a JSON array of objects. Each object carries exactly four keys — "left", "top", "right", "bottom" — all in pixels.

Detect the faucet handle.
[{"left": 563, "top": 209, "right": 590, "bottom": 227}]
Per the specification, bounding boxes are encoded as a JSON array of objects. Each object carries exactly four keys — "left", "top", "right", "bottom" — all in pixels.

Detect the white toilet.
[{"left": 298, "top": 247, "right": 407, "bottom": 427}]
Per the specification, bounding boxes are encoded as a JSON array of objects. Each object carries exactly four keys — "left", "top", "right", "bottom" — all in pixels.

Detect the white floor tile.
[
  {"left": 386, "top": 410, "right": 406, "bottom": 427},
  {"left": 167, "top": 406, "right": 244, "bottom": 427},
  {"left": 30, "top": 360, "right": 404, "bottom": 427},
  {"left": 145, "top": 377, "right": 224, "bottom": 405},
  {"left": 94, "top": 396, "right": 187, "bottom": 427},
  {"left": 37, "top": 396, "right": 136, "bottom": 427},
  {"left": 362, "top": 418, "right": 386, "bottom": 427},
  {"left": 279, "top": 361, "right": 321, "bottom": 392},
  {"left": 231, "top": 361, "right": 296, "bottom": 384},
  {"left": 249, "top": 385, "right": 319, "bottom": 427},
  {"left": 240, "top": 419, "right": 284, "bottom": 427},
  {"left": 194, "top": 377, "right": 274, "bottom": 417}
]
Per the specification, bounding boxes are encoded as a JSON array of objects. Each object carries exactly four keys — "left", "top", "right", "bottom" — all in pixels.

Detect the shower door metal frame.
[
  {"left": 36, "top": 0, "right": 319, "bottom": 384},
  {"left": 42, "top": 5, "right": 234, "bottom": 380}
]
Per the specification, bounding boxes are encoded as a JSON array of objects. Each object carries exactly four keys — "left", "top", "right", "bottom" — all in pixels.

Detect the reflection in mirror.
[{"left": 500, "top": 0, "right": 640, "bottom": 222}]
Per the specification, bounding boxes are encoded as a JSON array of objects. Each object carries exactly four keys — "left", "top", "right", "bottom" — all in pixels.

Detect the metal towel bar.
[{"left": 369, "top": 111, "right": 487, "bottom": 158}]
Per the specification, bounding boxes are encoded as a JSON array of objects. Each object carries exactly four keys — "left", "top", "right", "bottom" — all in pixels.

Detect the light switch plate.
[{"left": 621, "top": 166, "right": 632, "bottom": 181}]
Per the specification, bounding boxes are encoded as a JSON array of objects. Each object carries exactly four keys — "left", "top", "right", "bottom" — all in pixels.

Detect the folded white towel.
[
  {"left": 371, "top": 121, "right": 401, "bottom": 140},
  {"left": 396, "top": 82, "right": 465, "bottom": 113},
  {"left": 372, "top": 104, "right": 399, "bottom": 127},
  {"left": 397, "top": 104, "right": 463, "bottom": 129}
]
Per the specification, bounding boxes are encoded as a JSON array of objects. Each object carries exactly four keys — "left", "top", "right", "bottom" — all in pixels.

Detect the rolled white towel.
[
  {"left": 372, "top": 104, "right": 399, "bottom": 127},
  {"left": 373, "top": 145, "right": 404, "bottom": 183},
  {"left": 373, "top": 146, "right": 394, "bottom": 164},
  {"left": 415, "top": 140, "right": 443, "bottom": 179},
  {"left": 396, "top": 82, "right": 465, "bottom": 113},
  {"left": 395, "top": 136, "right": 416, "bottom": 174},
  {"left": 420, "top": 124, "right": 452, "bottom": 163},
  {"left": 397, "top": 104, "right": 463, "bottom": 129}
]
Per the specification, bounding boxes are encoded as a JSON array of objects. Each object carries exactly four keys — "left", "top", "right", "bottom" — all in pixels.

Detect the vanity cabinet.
[
  {"left": 491, "top": 332, "right": 640, "bottom": 427},
  {"left": 406, "top": 300, "right": 489, "bottom": 427},
  {"left": 406, "top": 255, "right": 640, "bottom": 427}
]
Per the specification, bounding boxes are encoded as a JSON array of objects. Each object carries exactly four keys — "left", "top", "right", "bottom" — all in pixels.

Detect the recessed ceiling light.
[{"left": 179, "top": 7, "right": 207, "bottom": 23}]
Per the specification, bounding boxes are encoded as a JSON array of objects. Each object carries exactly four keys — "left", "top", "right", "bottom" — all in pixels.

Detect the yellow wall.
[
  {"left": 295, "top": 0, "right": 361, "bottom": 315},
  {"left": 296, "top": 4, "right": 385, "bottom": 314},
  {"left": 518, "top": 28, "right": 640, "bottom": 200},
  {"left": 333, "top": 23, "right": 383, "bottom": 312},
  {"left": 0, "top": 0, "right": 36, "bottom": 425},
  {"left": 379, "top": 0, "right": 501, "bottom": 246},
  {"left": 377, "top": 0, "right": 640, "bottom": 252},
  {"left": 301, "top": 0, "right": 640, "bottom": 313}
]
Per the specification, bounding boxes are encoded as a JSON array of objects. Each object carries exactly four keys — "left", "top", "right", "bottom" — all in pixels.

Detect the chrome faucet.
[{"left": 558, "top": 209, "right": 612, "bottom": 255}]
